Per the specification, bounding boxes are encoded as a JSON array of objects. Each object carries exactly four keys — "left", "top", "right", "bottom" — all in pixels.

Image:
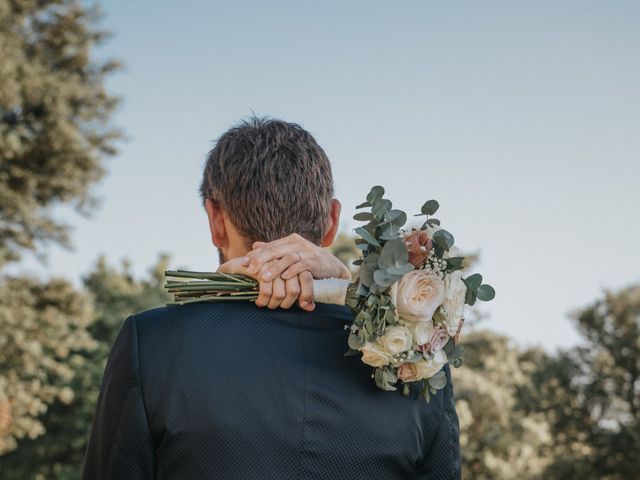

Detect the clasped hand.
[{"left": 218, "top": 234, "right": 351, "bottom": 312}]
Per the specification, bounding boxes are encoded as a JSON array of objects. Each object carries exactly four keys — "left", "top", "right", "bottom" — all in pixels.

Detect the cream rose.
[
  {"left": 360, "top": 341, "right": 391, "bottom": 368},
  {"left": 414, "top": 350, "right": 448, "bottom": 380},
  {"left": 405, "top": 319, "right": 434, "bottom": 347},
  {"left": 396, "top": 270, "right": 445, "bottom": 323},
  {"left": 379, "top": 326, "right": 413, "bottom": 355},
  {"left": 442, "top": 270, "right": 466, "bottom": 336}
]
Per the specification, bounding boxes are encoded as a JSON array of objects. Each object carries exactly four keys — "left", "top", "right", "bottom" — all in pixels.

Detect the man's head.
[{"left": 199, "top": 117, "right": 341, "bottom": 262}]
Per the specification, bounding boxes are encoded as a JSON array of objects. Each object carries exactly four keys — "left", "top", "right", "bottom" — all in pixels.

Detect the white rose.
[
  {"left": 360, "top": 341, "right": 391, "bottom": 368},
  {"left": 404, "top": 319, "right": 434, "bottom": 346},
  {"left": 414, "top": 350, "right": 448, "bottom": 379},
  {"left": 396, "top": 270, "right": 445, "bottom": 323},
  {"left": 380, "top": 326, "right": 413, "bottom": 355},
  {"left": 442, "top": 270, "right": 466, "bottom": 336}
]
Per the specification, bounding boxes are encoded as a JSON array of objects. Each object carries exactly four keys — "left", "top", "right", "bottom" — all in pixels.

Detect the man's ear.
[
  {"left": 321, "top": 198, "right": 342, "bottom": 247},
  {"left": 204, "top": 199, "right": 227, "bottom": 248}
]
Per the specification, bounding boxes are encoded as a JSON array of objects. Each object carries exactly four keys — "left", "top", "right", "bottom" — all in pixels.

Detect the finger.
[
  {"left": 267, "top": 277, "right": 287, "bottom": 309},
  {"left": 280, "top": 261, "right": 309, "bottom": 280},
  {"left": 242, "top": 241, "right": 268, "bottom": 264},
  {"left": 246, "top": 245, "right": 302, "bottom": 275},
  {"left": 259, "top": 252, "right": 304, "bottom": 282},
  {"left": 255, "top": 280, "right": 272, "bottom": 308},
  {"left": 218, "top": 257, "right": 251, "bottom": 276},
  {"left": 252, "top": 233, "right": 304, "bottom": 251},
  {"left": 297, "top": 271, "right": 315, "bottom": 312},
  {"left": 281, "top": 277, "right": 301, "bottom": 309}
]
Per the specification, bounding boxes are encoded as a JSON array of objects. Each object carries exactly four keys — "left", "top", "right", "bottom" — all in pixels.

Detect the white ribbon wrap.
[{"left": 312, "top": 278, "right": 350, "bottom": 305}]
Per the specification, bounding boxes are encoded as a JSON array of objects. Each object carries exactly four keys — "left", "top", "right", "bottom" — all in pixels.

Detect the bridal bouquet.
[{"left": 165, "top": 186, "right": 494, "bottom": 401}]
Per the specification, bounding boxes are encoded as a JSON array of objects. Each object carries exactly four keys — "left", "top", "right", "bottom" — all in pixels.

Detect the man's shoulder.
[
  {"left": 131, "top": 300, "right": 350, "bottom": 329},
  {"left": 130, "top": 301, "right": 241, "bottom": 334},
  {"left": 128, "top": 301, "right": 354, "bottom": 348}
]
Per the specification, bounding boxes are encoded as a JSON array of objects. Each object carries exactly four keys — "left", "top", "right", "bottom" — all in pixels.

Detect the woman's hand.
[
  {"left": 218, "top": 257, "right": 316, "bottom": 312},
  {"left": 241, "top": 233, "right": 352, "bottom": 283}
]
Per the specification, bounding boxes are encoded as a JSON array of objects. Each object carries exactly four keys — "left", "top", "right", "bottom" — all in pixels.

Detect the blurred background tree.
[
  {"left": 0, "top": 255, "right": 170, "bottom": 479},
  {"left": 0, "top": 0, "right": 125, "bottom": 478},
  {"left": 0, "top": 0, "right": 121, "bottom": 267},
  {"left": 453, "top": 331, "right": 552, "bottom": 480},
  {"left": 525, "top": 285, "right": 640, "bottom": 480}
]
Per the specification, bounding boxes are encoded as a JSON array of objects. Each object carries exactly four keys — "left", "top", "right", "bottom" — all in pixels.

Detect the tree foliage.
[
  {"left": 0, "top": 255, "right": 170, "bottom": 479},
  {"left": 0, "top": 0, "right": 121, "bottom": 267},
  {"left": 528, "top": 285, "right": 640, "bottom": 479},
  {"left": 0, "top": 275, "right": 96, "bottom": 458},
  {"left": 452, "top": 331, "right": 553, "bottom": 479}
]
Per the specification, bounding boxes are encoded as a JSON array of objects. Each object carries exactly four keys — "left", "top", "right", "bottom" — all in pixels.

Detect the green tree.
[
  {"left": 529, "top": 285, "right": 640, "bottom": 480},
  {"left": 0, "top": 0, "right": 121, "bottom": 267},
  {"left": 0, "top": 255, "right": 170, "bottom": 479},
  {"left": 0, "top": 275, "right": 96, "bottom": 459},
  {"left": 452, "top": 330, "right": 553, "bottom": 480}
]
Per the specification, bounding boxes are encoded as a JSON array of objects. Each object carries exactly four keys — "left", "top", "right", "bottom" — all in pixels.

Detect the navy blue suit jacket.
[{"left": 82, "top": 302, "right": 461, "bottom": 479}]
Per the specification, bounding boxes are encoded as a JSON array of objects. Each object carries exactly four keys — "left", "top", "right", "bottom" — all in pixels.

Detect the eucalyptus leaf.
[
  {"left": 356, "top": 201, "right": 372, "bottom": 209},
  {"left": 421, "top": 199, "right": 439, "bottom": 215},
  {"left": 448, "top": 345, "right": 465, "bottom": 360},
  {"left": 356, "top": 283, "right": 369, "bottom": 297},
  {"left": 374, "top": 269, "right": 401, "bottom": 287},
  {"left": 359, "top": 256, "right": 378, "bottom": 288},
  {"left": 446, "top": 257, "right": 465, "bottom": 268},
  {"left": 378, "top": 238, "right": 410, "bottom": 270},
  {"left": 432, "top": 229, "right": 455, "bottom": 250},
  {"left": 464, "top": 273, "right": 483, "bottom": 292},
  {"left": 385, "top": 209, "right": 407, "bottom": 228},
  {"left": 354, "top": 212, "right": 373, "bottom": 221},
  {"left": 364, "top": 316, "right": 374, "bottom": 334},
  {"left": 386, "top": 263, "right": 414, "bottom": 276},
  {"left": 355, "top": 227, "right": 380, "bottom": 247},
  {"left": 379, "top": 228, "right": 400, "bottom": 240},
  {"left": 344, "top": 348, "right": 361, "bottom": 356},
  {"left": 348, "top": 333, "right": 364, "bottom": 350},
  {"left": 372, "top": 198, "right": 393, "bottom": 217},
  {"left": 366, "top": 185, "right": 385, "bottom": 204},
  {"left": 477, "top": 284, "right": 496, "bottom": 301}
]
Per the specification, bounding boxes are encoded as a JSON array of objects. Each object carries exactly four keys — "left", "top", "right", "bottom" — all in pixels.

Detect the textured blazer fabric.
[{"left": 82, "top": 301, "right": 461, "bottom": 479}]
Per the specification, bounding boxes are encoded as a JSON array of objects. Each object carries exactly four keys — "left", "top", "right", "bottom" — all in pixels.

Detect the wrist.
[{"left": 338, "top": 263, "right": 352, "bottom": 281}]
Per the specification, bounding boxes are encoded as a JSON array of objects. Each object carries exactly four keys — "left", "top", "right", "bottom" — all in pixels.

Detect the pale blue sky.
[{"left": 14, "top": 0, "right": 640, "bottom": 349}]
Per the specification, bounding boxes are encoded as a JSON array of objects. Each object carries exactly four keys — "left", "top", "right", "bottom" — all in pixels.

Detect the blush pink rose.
[
  {"left": 423, "top": 326, "right": 449, "bottom": 354},
  {"left": 404, "top": 230, "right": 433, "bottom": 267},
  {"left": 397, "top": 362, "right": 420, "bottom": 382}
]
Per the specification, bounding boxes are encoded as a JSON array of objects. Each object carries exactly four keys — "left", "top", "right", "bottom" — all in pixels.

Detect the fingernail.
[
  {"left": 247, "top": 264, "right": 256, "bottom": 274},
  {"left": 241, "top": 256, "right": 250, "bottom": 265},
  {"left": 262, "top": 271, "right": 272, "bottom": 281}
]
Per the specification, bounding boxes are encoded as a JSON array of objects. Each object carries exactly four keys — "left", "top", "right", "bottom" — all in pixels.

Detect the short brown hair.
[{"left": 199, "top": 117, "right": 334, "bottom": 246}]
